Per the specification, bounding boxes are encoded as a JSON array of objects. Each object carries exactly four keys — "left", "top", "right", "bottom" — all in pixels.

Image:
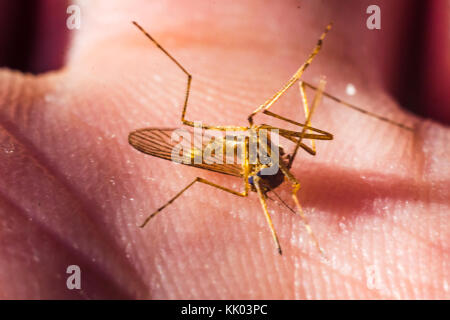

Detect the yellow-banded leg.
[
  {"left": 253, "top": 176, "right": 283, "bottom": 255},
  {"left": 139, "top": 176, "right": 249, "bottom": 228},
  {"left": 287, "top": 78, "right": 326, "bottom": 167},
  {"left": 247, "top": 23, "right": 332, "bottom": 125},
  {"left": 132, "top": 21, "right": 249, "bottom": 132}
]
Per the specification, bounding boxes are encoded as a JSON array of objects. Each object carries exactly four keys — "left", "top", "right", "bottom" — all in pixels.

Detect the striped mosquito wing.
[{"left": 128, "top": 128, "right": 244, "bottom": 177}]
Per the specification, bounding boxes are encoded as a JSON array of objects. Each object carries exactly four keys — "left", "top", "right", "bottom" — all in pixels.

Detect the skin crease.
[{"left": 0, "top": 0, "right": 448, "bottom": 299}]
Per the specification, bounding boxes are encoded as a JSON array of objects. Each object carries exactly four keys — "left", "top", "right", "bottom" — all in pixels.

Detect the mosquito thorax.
[{"left": 248, "top": 164, "right": 285, "bottom": 193}]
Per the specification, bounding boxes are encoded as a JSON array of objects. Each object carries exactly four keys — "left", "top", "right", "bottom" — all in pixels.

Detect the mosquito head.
[{"left": 248, "top": 164, "right": 285, "bottom": 193}]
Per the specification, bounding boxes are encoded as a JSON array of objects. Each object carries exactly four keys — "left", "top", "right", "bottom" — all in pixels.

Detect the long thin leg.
[
  {"left": 258, "top": 85, "right": 317, "bottom": 157},
  {"left": 255, "top": 122, "right": 332, "bottom": 156},
  {"left": 132, "top": 21, "right": 249, "bottom": 132},
  {"left": 277, "top": 161, "right": 325, "bottom": 256},
  {"left": 302, "top": 81, "right": 414, "bottom": 131},
  {"left": 253, "top": 176, "right": 283, "bottom": 255},
  {"left": 298, "top": 81, "right": 316, "bottom": 152},
  {"left": 133, "top": 21, "right": 412, "bottom": 133},
  {"left": 132, "top": 22, "right": 191, "bottom": 125},
  {"left": 255, "top": 79, "right": 327, "bottom": 162},
  {"left": 248, "top": 23, "right": 332, "bottom": 125},
  {"left": 258, "top": 122, "right": 332, "bottom": 138},
  {"left": 139, "top": 176, "right": 249, "bottom": 228},
  {"left": 288, "top": 78, "right": 326, "bottom": 168}
]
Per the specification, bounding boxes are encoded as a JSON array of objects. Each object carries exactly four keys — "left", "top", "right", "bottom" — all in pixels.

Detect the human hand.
[{"left": 0, "top": 0, "right": 448, "bottom": 299}]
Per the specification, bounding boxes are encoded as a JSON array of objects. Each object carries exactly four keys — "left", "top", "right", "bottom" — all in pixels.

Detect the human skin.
[{"left": 0, "top": 0, "right": 448, "bottom": 299}]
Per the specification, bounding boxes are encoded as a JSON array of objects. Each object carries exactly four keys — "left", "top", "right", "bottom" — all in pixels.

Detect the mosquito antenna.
[
  {"left": 302, "top": 81, "right": 414, "bottom": 131},
  {"left": 268, "top": 189, "right": 297, "bottom": 215}
]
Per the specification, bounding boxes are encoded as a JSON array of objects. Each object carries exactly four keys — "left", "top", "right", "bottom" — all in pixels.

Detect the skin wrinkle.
[
  {"left": 47, "top": 76, "right": 181, "bottom": 296},
  {"left": 274, "top": 221, "right": 290, "bottom": 299},
  {"left": 291, "top": 192, "right": 443, "bottom": 299},
  {"left": 395, "top": 220, "right": 447, "bottom": 254},
  {"left": 389, "top": 226, "right": 423, "bottom": 298},
  {"left": 0, "top": 126, "right": 147, "bottom": 298},
  {"left": 0, "top": 189, "right": 130, "bottom": 299},
  {"left": 153, "top": 243, "right": 174, "bottom": 299},
  {"left": 168, "top": 213, "right": 187, "bottom": 299},
  {"left": 222, "top": 223, "right": 246, "bottom": 297},
  {"left": 246, "top": 231, "right": 265, "bottom": 298},
  {"left": 0, "top": 73, "right": 149, "bottom": 298},
  {"left": 288, "top": 154, "right": 446, "bottom": 298}
]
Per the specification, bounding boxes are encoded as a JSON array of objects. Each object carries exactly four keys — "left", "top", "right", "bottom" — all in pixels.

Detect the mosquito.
[{"left": 128, "top": 21, "right": 412, "bottom": 255}]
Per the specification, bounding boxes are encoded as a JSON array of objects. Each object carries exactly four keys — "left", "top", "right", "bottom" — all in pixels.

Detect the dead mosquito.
[{"left": 128, "top": 21, "right": 412, "bottom": 255}]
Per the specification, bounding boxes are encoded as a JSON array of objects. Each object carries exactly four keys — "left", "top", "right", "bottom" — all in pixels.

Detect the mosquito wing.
[{"left": 128, "top": 128, "right": 244, "bottom": 177}]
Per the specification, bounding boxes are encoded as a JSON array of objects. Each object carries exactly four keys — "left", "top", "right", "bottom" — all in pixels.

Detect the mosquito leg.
[
  {"left": 255, "top": 78, "right": 328, "bottom": 162},
  {"left": 261, "top": 80, "right": 326, "bottom": 163},
  {"left": 253, "top": 176, "right": 283, "bottom": 255},
  {"left": 132, "top": 22, "right": 250, "bottom": 132},
  {"left": 132, "top": 22, "right": 192, "bottom": 124},
  {"left": 298, "top": 81, "right": 316, "bottom": 153},
  {"left": 247, "top": 23, "right": 332, "bottom": 125},
  {"left": 302, "top": 81, "right": 414, "bottom": 131},
  {"left": 287, "top": 78, "right": 326, "bottom": 167},
  {"left": 139, "top": 176, "right": 250, "bottom": 228},
  {"left": 255, "top": 122, "right": 331, "bottom": 158},
  {"left": 277, "top": 162, "right": 325, "bottom": 257}
]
